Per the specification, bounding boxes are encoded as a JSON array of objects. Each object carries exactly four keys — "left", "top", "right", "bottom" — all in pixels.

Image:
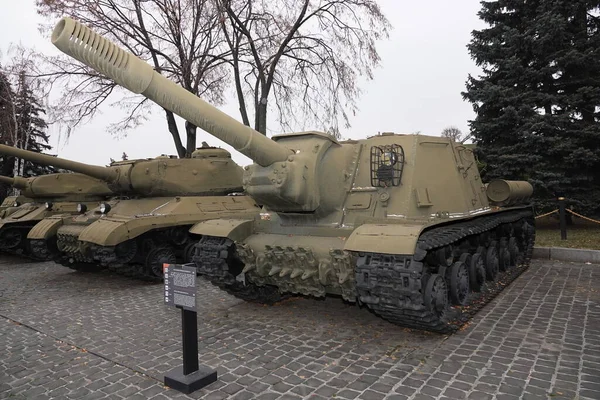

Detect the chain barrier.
[
  {"left": 535, "top": 207, "right": 600, "bottom": 224},
  {"left": 535, "top": 209, "right": 558, "bottom": 219},
  {"left": 566, "top": 209, "right": 600, "bottom": 225}
]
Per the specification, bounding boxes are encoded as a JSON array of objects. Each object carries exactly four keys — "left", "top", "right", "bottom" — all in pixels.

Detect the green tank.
[
  {"left": 0, "top": 143, "right": 259, "bottom": 279},
  {"left": 53, "top": 17, "right": 536, "bottom": 331},
  {"left": 0, "top": 181, "right": 33, "bottom": 218},
  {"left": 0, "top": 172, "right": 113, "bottom": 259}
]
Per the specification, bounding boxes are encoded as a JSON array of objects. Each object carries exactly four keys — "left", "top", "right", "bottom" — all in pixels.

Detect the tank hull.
[
  {"left": 30, "top": 195, "right": 260, "bottom": 279},
  {"left": 0, "top": 200, "right": 104, "bottom": 259},
  {"left": 193, "top": 206, "right": 535, "bottom": 333},
  {"left": 0, "top": 196, "right": 33, "bottom": 220}
]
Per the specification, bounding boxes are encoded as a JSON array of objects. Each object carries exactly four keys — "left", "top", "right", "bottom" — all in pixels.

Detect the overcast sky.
[{"left": 0, "top": 1, "right": 486, "bottom": 167}]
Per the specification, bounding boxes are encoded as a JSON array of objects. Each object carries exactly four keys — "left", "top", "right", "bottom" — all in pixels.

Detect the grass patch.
[{"left": 535, "top": 213, "right": 600, "bottom": 250}]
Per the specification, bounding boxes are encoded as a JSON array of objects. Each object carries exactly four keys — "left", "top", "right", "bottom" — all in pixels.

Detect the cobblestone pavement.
[{"left": 0, "top": 257, "right": 598, "bottom": 400}]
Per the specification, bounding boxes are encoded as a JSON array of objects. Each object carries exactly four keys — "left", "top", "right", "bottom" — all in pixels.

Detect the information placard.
[
  {"left": 164, "top": 264, "right": 197, "bottom": 311},
  {"left": 162, "top": 263, "right": 218, "bottom": 393}
]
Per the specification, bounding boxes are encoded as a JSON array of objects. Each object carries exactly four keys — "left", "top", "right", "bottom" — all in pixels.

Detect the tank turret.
[
  {"left": 0, "top": 173, "right": 113, "bottom": 201},
  {"left": 0, "top": 144, "right": 243, "bottom": 197}
]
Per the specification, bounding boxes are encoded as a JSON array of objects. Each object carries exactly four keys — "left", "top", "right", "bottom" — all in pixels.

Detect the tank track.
[
  {"left": 355, "top": 209, "right": 535, "bottom": 333},
  {"left": 0, "top": 225, "right": 35, "bottom": 258},
  {"left": 52, "top": 228, "right": 184, "bottom": 281},
  {"left": 28, "top": 239, "right": 59, "bottom": 261},
  {"left": 0, "top": 228, "right": 57, "bottom": 261},
  {"left": 100, "top": 246, "right": 165, "bottom": 282},
  {"left": 193, "top": 236, "right": 286, "bottom": 304},
  {"left": 58, "top": 246, "right": 163, "bottom": 281}
]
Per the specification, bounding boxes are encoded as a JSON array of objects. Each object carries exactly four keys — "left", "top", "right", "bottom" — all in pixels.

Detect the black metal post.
[
  {"left": 164, "top": 264, "right": 217, "bottom": 394},
  {"left": 181, "top": 308, "right": 199, "bottom": 375},
  {"left": 558, "top": 197, "right": 567, "bottom": 240}
]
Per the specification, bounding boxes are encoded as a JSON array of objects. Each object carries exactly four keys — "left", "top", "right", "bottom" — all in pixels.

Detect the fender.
[
  {"left": 27, "top": 216, "right": 65, "bottom": 240},
  {"left": 78, "top": 219, "right": 130, "bottom": 246},
  {"left": 344, "top": 223, "right": 426, "bottom": 255},
  {"left": 2, "top": 204, "right": 45, "bottom": 221},
  {"left": 189, "top": 219, "right": 254, "bottom": 242}
]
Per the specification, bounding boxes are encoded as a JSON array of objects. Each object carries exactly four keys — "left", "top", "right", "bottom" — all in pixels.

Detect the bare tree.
[
  {"left": 441, "top": 126, "right": 470, "bottom": 143},
  {"left": 217, "top": 0, "right": 390, "bottom": 135},
  {"left": 0, "top": 65, "right": 18, "bottom": 150},
  {"left": 1, "top": 50, "right": 35, "bottom": 185},
  {"left": 36, "top": 0, "right": 230, "bottom": 157}
]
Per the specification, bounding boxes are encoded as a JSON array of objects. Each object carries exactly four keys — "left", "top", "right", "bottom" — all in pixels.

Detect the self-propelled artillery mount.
[{"left": 53, "top": 17, "right": 536, "bottom": 332}]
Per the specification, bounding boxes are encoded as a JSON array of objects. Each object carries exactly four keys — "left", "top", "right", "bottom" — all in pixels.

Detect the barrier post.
[{"left": 558, "top": 197, "right": 567, "bottom": 240}]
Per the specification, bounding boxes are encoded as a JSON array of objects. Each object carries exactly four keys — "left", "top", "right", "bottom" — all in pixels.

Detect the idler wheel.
[
  {"left": 449, "top": 261, "right": 470, "bottom": 305},
  {"left": 115, "top": 240, "right": 138, "bottom": 264},
  {"left": 0, "top": 228, "right": 24, "bottom": 250},
  {"left": 424, "top": 274, "right": 448, "bottom": 318},
  {"left": 498, "top": 238, "right": 511, "bottom": 271},
  {"left": 485, "top": 242, "right": 499, "bottom": 281},
  {"left": 168, "top": 228, "right": 189, "bottom": 246},
  {"left": 145, "top": 246, "right": 176, "bottom": 278}
]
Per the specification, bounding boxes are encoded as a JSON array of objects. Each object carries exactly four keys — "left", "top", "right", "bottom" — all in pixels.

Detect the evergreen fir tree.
[
  {"left": 0, "top": 66, "right": 54, "bottom": 199},
  {"left": 464, "top": 0, "right": 600, "bottom": 216}
]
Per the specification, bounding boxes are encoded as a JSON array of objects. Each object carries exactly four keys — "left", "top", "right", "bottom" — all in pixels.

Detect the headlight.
[
  {"left": 99, "top": 203, "right": 111, "bottom": 214},
  {"left": 45, "top": 202, "right": 53, "bottom": 210},
  {"left": 77, "top": 203, "right": 87, "bottom": 214},
  {"left": 12, "top": 201, "right": 20, "bottom": 207}
]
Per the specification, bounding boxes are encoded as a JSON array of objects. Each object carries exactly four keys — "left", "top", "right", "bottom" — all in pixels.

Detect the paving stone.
[
  {"left": 360, "top": 389, "right": 386, "bottom": 400},
  {"left": 443, "top": 387, "right": 467, "bottom": 399},
  {"left": 581, "top": 381, "right": 600, "bottom": 392},
  {"left": 579, "top": 389, "right": 600, "bottom": 400},
  {"left": 419, "top": 385, "right": 442, "bottom": 397},
  {"left": 412, "top": 394, "right": 436, "bottom": 400},
  {"left": 255, "top": 393, "right": 281, "bottom": 400},
  {"left": 246, "top": 381, "right": 270, "bottom": 394},
  {"left": 314, "top": 385, "right": 338, "bottom": 397},
  {"left": 231, "top": 390, "right": 255, "bottom": 400},
  {"left": 289, "top": 385, "right": 315, "bottom": 397},
  {"left": 0, "top": 259, "right": 597, "bottom": 400},
  {"left": 336, "top": 388, "right": 361, "bottom": 399},
  {"left": 468, "top": 391, "right": 493, "bottom": 400},
  {"left": 395, "top": 384, "right": 418, "bottom": 396},
  {"left": 221, "top": 382, "right": 244, "bottom": 395}
]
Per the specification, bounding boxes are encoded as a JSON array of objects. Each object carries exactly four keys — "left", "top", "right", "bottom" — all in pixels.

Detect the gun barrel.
[
  {"left": 52, "top": 17, "right": 292, "bottom": 167},
  {"left": 0, "top": 175, "right": 15, "bottom": 186},
  {"left": 0, "top": 145, "right": 116, "bottom": 181}
]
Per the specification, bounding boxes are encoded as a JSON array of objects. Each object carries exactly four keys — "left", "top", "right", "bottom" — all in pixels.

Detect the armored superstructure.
[{"left": 53, "top": 17, "right": 535, "bottom": 331}]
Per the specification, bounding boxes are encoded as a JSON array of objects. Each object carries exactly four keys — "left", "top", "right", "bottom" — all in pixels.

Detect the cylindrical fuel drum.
[{"left": 486, "top": 180, "right": 533, "bottom": 206}]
